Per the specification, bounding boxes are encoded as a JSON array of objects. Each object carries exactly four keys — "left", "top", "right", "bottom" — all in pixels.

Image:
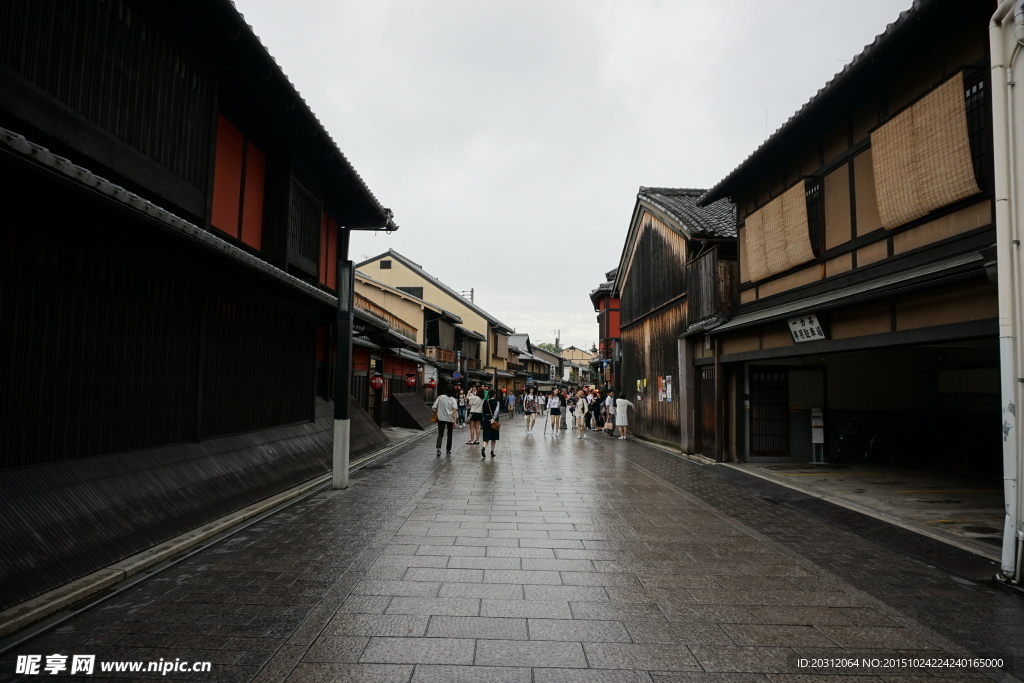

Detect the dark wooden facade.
[
  {"left": 0, "top": 0, "right": 394, "bottom": 612},
  {"left": 613, "top": 189, "right": 736, "bottom": 449},
  {"left": 697, "top": 0, "right": 1000, "bottom": 468}
]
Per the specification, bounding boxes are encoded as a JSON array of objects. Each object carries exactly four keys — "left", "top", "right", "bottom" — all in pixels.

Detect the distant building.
[
  {"left": 356, "top": 250, "right": 515, "bottom": 392},
  {"left": 589, "top": 269, "right": 621, "bottom": 391}
]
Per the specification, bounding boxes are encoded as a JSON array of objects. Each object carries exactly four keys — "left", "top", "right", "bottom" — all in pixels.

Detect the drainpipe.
[{"left": 990, "top": 0, "right": 1024, "bottom": 584}]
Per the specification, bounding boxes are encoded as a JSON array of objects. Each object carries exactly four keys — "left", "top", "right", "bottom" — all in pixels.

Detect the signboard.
[
  {"left": 453, "top": 371, "right": 462, "bottom": 379},
  {"left": 787, "top": 314, "right": 827, "bottom": 343}
]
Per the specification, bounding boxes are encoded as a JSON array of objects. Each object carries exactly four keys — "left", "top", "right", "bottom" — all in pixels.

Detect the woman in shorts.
[
  {"left": 547, "top": 388, "right": 562, "bottom": 436},
  {"left": 523, "top": 387, "right": 539, "bottom": 435},
  {"left": 466, "top": 388, "right": 484, "bottom": 445}
]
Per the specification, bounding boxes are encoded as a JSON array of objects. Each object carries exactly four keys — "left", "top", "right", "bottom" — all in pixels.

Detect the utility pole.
[{"left": 334, "top": 228, "right": 354, "bottom": 490}]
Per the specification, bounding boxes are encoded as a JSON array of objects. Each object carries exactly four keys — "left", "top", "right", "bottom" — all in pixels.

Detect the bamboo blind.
[
  {"left": 742, "top": 182, "right": 816, "bottom": 282},
  {"left": 871, "top": 72, "right": 980, "bottom": 229}
]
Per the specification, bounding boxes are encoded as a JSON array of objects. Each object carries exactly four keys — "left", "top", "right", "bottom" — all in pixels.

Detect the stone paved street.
[{"left": 3, "top": 417, "right": 1023, "bottom": 682}]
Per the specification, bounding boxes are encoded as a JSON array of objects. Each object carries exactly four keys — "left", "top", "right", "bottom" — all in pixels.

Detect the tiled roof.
[
  {"left": 638, "top": 187, "right": 736, "bottom": 238},
  {"left": 699, "top": 0, "right": 928, "bottom": 206},
  {"left": 509, "top": 333, "right": 531, "bottom": 351}
]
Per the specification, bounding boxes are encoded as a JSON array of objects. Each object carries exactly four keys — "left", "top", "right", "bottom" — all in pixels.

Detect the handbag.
[
  {"left": 487, "top": 401, "right": 500, "bottom": 430},
  {"left": 431, "top": 407, "right": 438, "bottom": 423}
]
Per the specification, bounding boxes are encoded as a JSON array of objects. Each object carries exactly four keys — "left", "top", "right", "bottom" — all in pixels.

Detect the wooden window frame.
[{"left": 805, "top": 178, "right": 825, "bottom": 258}]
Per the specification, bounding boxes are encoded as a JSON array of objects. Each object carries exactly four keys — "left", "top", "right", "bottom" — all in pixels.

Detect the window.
[
  {"left": 380, "top": 260, "right": 392, "bottom": 269},
  {"left": 964, "top": 73, "right": 988, "bottom": 189},
  {"left": 805, "top": 179, "right": 824, "bottom": 257},
  {"left": 288, "top": 180, "right": 320, "bottom": 275},
  {"left": 397, "top": 286, "right": 422, "bottom": 298}
]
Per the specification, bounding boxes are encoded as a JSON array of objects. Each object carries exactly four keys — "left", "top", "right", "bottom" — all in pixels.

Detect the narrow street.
[{"left": 3, "top": 418, "right": 1021, "bottom": 682}]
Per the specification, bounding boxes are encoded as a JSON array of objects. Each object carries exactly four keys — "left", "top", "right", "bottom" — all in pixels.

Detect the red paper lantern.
[
  {"left": 427, "top": 378, "right": 436, "bottom": 388},
  {"left": 369, "top": 375, "right": 384, "bottom": 391},
  {"left": 405, "top": 375, "right": 416, "bottom": 388}
]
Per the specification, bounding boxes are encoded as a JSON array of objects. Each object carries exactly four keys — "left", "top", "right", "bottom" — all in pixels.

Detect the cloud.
[{"left": 235, "top": 0, "right": 913, "bottom": 348}]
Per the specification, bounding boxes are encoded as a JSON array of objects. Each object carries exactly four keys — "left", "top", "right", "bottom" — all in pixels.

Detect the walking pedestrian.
[
  {"left": 506, "top": 391, "right": 515, "bottom": 419},
  {"left": 523, "top": 387, "right": 539, "bottom": 435},
  {"left": 615, "top": 394, "right": 635, "bottom": 439},
  {"left": 547, "top": 389, "right": 562, "bottom": 436},
  {"left": 432, "top": 385, "right": 457, "bottom": 456},
  {"left": 604, "top": 389, "right": 617, "bottom": 437},
  {"left": 466, "top": 388, "right": 483, "bottom": 445},
  {"left": 457, "top": 390, "right": 467, "bottom": 428},
  {"left": 482, "top": 392, "right": 501, "bottom": 458},
  {"left": 574, "top": 390, "right": 588, "bottom": 439}
]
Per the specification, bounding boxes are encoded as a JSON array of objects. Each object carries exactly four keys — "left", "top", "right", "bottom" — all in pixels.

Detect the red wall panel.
[
  {"left": 240, "top": 142, "right": 265, "bottom": 249},
  {"left": 211, "top": 115, "right": 243, "bottom": 236}
]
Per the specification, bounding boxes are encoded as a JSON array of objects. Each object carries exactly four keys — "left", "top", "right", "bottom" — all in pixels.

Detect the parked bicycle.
[{"left": 834, "top": 414, "right": 890, "bottom": 464}]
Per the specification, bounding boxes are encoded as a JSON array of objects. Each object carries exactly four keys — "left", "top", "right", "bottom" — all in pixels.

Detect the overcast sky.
[{"left": 235, "top": 0, "right": 912, "bottom": 351}]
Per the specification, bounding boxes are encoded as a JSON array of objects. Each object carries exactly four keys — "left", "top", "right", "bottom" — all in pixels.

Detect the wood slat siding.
[
  {"left": 621, "top": 215, "right": 687, "bottom": 326},
  {"left": 620, "top": 306, "right": 686, "bottom": 444},
  {"left": 0, "top": 0, "right": 213, "bottom": 190},
  {"left": 686, "top": 247, "right": 736, "bottom": 325},
  {"left": 427, "top": 319, "right": 456, "bottom": 350},
  {"left": 288, "top": 179, "right": 322, "bottom": 276},
  {"left": 0, "top": 228, "right": 317, "bottom": 468}
]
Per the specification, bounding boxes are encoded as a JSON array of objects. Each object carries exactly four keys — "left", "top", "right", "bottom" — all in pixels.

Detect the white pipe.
[
  {"left": 1012, "top": 39, "right": 1024, "bottom": 584},
  {"left": 990, "top": 0, "right": 1023, "bottom": 581}
]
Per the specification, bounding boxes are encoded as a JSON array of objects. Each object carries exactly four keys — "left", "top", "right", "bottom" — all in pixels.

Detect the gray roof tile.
[{"left": 638, "top": 187, "right": 736, "bottom": 238}]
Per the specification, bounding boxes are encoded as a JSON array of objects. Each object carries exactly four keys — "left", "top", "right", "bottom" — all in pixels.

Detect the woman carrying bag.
[{"left": 481, "top": 392, "right": 501, "bottom": 458}]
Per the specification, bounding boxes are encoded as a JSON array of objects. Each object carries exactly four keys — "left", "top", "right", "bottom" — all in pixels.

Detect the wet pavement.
[
  {"left": 2, "top": 417, "right": 1023, "bottom": 682},
  {"left": 737, "top": 462, "right": 1005, "bottom": 550}
]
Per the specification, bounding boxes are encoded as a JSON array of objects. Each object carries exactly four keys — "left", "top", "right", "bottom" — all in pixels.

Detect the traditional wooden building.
[
  {"left": 612, "top": 188, "right": 737, "bottom": 447},
  {"left": 509, "top": 333, "right": 555, "bottom": 391},
  {"left": 356, "top": 250, "right": 514, "bottom": 391},
  {"left": 589, "top": 269, "right": 621, "bottom": 391},
  {"left": 0, "top": 0, "right": 395, "bottom": 614},
  {"left": 697, "top": 0, "right": 1000, "bottom": 471},
  {"left": 355, "top": 271, "right": 468, "bottom": 413},
  {"left": 532, "top": 346, "right": 567, "bottom": 389}
]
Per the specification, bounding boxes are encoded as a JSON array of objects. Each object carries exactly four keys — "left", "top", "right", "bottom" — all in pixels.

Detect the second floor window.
[
  {"left": 805, "top": 179, "right": 824, "bottom": 257},
  {"left": 964, "top": 73, "right": 989, "bottom": 190}
]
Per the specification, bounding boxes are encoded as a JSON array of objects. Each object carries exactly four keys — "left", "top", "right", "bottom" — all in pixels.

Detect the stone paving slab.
[{"left": 1, "top": 419, "right": 1022, "bottom": 682}]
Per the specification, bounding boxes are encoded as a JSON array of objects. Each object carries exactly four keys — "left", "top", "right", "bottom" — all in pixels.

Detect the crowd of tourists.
[{"left": 431, "top": 384, "right": 635, "bottom": 459}]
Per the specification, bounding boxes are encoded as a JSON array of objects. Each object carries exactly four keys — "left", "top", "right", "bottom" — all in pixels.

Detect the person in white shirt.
[
  {"left": 432, "top": 385, "right": 458, "bottom": 456},
  {"left": 604, "top": 389, "right": 617, "bottom": 438},
  {"left": 615, "top": 396, "right": 635, "bottom": 440},
  {"left": 574, "top": 390, "right": 588, "bottom": 439},
  {"left": 547, "top": 389, "right": 562, "bottom": 435},
  {"left": 466, "top": 388, "right": 484, "bottom": 445}
]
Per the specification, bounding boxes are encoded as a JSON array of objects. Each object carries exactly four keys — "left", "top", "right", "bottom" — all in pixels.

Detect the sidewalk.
[{"left": 2, "top": 417, "right": 1022, "bottom": 681}]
